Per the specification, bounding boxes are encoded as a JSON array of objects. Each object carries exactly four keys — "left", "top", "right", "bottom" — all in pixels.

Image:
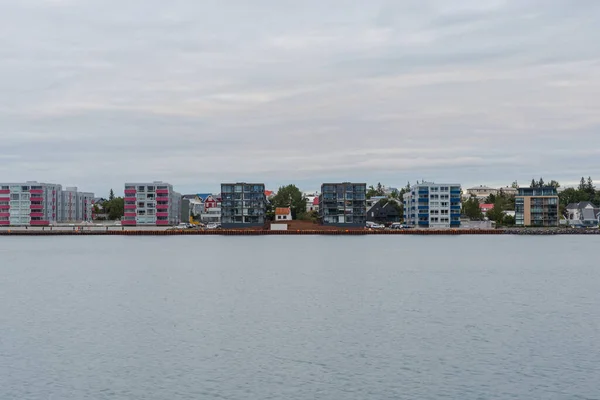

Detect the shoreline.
[{"left": 0, "top": 228, "right": 598, "bottom": 236}]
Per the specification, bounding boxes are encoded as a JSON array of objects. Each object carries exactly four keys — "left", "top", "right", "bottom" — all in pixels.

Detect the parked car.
[
  {"left": 390, "top": 223, "right": 410, "bottom": 229},
  {"left": 366, "top": 221, "right": 385, "bottom": 229},
  {"left": 206, "top": 223, "right": 218, "bottom": 229}
]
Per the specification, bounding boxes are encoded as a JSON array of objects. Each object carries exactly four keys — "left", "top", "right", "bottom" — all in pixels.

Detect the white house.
[
  {"left": 275, "top": 207, "right": 292, "bottom": 221},
  {"left": 565, "top": 202, "right": 599, "bottom": 227}
]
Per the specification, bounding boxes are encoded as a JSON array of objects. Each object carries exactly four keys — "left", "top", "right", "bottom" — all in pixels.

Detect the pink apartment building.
[{"left": 123, "top": 181, "right": 181, "bottom": 226}]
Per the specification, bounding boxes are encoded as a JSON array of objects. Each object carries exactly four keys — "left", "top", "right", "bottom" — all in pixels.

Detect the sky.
[{"left": 1, "top": 0, "right": 599, "bottom": 196}]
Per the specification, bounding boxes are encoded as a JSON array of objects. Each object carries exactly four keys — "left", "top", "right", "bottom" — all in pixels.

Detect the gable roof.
[
  {"left": 195, "top": 193, "right": 213, "bottom": 201},
  {"left": 275, "top": 207, "right": 290, "bottom": 215}
]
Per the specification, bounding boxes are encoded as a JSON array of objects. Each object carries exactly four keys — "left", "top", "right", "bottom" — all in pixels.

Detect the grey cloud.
[{"left": 1, "top": 0, "right": 599, "bottom": 195}]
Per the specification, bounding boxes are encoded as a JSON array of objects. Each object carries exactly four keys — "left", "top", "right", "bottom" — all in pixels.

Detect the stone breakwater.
[{"left": 502, "top": 228, "right": 600, "bottom": 235}]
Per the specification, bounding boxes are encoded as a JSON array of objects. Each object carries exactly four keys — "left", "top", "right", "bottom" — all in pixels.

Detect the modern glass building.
[
  {"left": 515, "top": 187, "right": 559, "bottom": 227},
  {"left": 403, "top": 182, "right": 461, "bottom": 228},
  {"left": 220, "top": 183, "right": 266, "bottom": 228},
  {"left": 319, "top": 183, "right": 367, "bottom": 227}
]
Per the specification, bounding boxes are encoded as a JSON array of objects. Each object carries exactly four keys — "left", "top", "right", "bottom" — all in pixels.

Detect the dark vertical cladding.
[
  {"left": 319, "top": 182, "right": 367, "bottom": 227},
  {"left": 221, "top": 183, "right": 267, "bottom": 228}
]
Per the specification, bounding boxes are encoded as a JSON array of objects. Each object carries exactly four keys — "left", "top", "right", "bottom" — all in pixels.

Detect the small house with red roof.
[
  {"left": 275, "top": 207, "right": 292, "bottom": 221},
  {"left": 479, "top": 203, "right": 494, "bottom": 214}
]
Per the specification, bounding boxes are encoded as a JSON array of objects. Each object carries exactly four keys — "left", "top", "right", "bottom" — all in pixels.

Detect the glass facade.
[
  {"left": 220, "top": 183, "right": 266, "bottom": 227},
  {"left": 319, "top": 183, "right": 366, "bottom": 226}
]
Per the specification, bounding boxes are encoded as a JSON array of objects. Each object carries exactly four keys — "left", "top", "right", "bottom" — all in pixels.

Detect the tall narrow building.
[
  {"left": 123, "top": 182, "right": 181, "bottom": 226},
  {"left": 319, "top": 183, "right": 367, "bottom": 227},
  {"left": 403, "top": 182, "right": 462, "bottom": 228}
]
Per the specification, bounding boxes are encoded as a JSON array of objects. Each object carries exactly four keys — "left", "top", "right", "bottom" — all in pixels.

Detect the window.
[
  {"left": 147, "top": 186, "right": 155, "bottom": 192},
  {"left": 441, "top": 202, "right": 449, "bottom": 207},
  {"left": 137, "top": 186, "right": 145, "bottom": 191},
  {"left": 138, "top": 202, "right": 145, "bottom": 208}
]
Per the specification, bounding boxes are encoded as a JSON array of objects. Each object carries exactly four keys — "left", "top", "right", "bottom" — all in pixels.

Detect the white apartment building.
[
  {"left": 123, "top": 181, "right": 181, "bottom": 226},
  {"left": 403, "top": 182, "right": 462, "bottom": 228},
  {"left": 0, "top": 181, "right": 95, "bottom": 226},
  {"left": 61, "top": 187, "right": 95, "bottom": 222}
]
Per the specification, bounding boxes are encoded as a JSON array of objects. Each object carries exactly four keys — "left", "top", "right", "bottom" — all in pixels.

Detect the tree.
[
  {"left": 104, "top": 197, "right": 124, "bottom": 220},
  {"left": 549, "top": 180, "right": 560, "bottom": 189},
  {"left": 366, "top": 183, "right": 385, "bottom": 199},
  {"left": 503, "top": 215, "right": 516, "bottom": 226},
  {"left": 271, "top": 184, "right": 305, "bottom": 219},
  {"left": 579, "top": 177, "right": 586, "bottom": 191},
  {"left": 485, "top": 193, "right": 496, "bottom": 204},
  {"left": 511, "top": 180, "right": 519, "bottom": 189},
  {"left": 530, "top": 179, "right": 537, "bottom": 188},
  {"left": 462, "top": 197, "right": 483, "bottom": 220},
  {"left": 586, "top": 177, "right": 595, "bottom": 193},
  {"left": 109, "top": 189, "right": 115, "bottom": 201},
  {"left": 538, "top": 177, "right": 545, "bottom": 187}
]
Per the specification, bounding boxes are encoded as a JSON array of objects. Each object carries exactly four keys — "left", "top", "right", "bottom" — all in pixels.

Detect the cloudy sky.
[{"left": 1, "top": 0, "right": 599, "bottom": 196}]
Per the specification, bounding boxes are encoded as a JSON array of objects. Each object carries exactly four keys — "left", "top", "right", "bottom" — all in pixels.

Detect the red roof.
[
  {"left": 265, "top": 190, "right": 274, "bottom": 197},
  {"left": 275, "top": 207, "right": 290, "bottom": 215},
  {"left": 479, "top": 203, "right": 494, "bottom": 210},
  {"left": 313, "top": 197, "right": 319, "bottom": 205}
]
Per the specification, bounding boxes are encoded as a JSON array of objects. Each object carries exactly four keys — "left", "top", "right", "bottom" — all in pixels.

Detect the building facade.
[
  {"left": 220, "top": 183, "right": 266, "bottom": 228},
  {"left": 61, "top": 187, "right": 95, "bottom": 222},
  {"left": 123, "top": 182, "right": 181, "bottom": 226},
  {"left": 565, "top": 202, "right": 599, "bottom": 227},
  {"left": 0, "top": 182, "right": 94, "bottom": 226},
  {"left": 403, "top": 182, "right": 462, "bottom": 228},
  {"left": 319, "top": 183, "right": 367, "bottom": 227},
  {"left": 515, "top": 187, "right": 559, "bottom": 227}
]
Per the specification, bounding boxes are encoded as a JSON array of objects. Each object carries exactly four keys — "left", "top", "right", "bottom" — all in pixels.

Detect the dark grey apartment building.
[
  {"left": 319, "top": 183, "right": 367, "bottom": 227},
  {"left": 221, "top": 183, "right": 266, "bottom": 228}
]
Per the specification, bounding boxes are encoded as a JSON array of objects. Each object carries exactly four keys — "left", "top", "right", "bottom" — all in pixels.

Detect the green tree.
[
  {"left": 538, "top": 177, "right": 545, "bottom": 187},
  {"left": 530, "top": 179, "right": 537, "bottom": 188},
  {"left": 549, "top": 180, "right": 560, "bottom": 189},
  {"left": 462, "top": 197, "right": 483, "bottom": 220},
  {"left": 503, "top": 215, "right": 516, "bottom": 226},
  {"left": 579, "top": 177, "right": 586, "bottom": 191},
  {"left": 485, "top": 193, "right": 496, "bottom": 204},
  {"left": 511, "top": 180, "right": 519, "bottom": 188},
  {"left": 271, "top": 184, "right": 305, "bottom": 219},
  {"left": 104, "top": 197, "right": 124, "bottom": 220},
  {"left": 109, "top": 189, "right": 115, "bottom": 201}
]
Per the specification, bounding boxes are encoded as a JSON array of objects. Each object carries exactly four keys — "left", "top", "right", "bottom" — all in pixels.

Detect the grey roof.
[{"left": 566, "top": 201, "right": 597, "bottom": 210}]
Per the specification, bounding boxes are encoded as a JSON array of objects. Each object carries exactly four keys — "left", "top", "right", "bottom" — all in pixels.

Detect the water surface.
[{"left": 1, "top": 236, "right": 598, "bottom": 399}]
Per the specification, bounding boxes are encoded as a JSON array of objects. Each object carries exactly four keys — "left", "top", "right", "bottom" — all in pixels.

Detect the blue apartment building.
[{"left": 403, "top": 182, "right": 462, "bottom": 228}]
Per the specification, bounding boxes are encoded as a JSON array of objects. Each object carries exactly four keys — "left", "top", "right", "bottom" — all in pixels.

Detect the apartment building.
[
  {"left": 515, "top": 187, "right": 559, "bottom": 227},
  {"left": 403, "top": 182, "right": 462, "bottom": 228},
  {"left": 319, "top": 183, "right": 367, "bottom": 227},
  {"left": 123, "top": 182, "right": 181, "bottom": 226},
  {"left": 61, "top": 187, "right": 95, "bottom": 222},
  {"left": 0, "top": 181, "right": 63, "bottom": 226},
  {"left": 220, "top": 183, "right": 266, "bottom": 228}
]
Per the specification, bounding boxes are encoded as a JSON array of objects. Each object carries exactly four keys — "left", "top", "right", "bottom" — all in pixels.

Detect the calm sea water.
[{"left": 1, "top": 236, "right": 599, "bottom": 400}]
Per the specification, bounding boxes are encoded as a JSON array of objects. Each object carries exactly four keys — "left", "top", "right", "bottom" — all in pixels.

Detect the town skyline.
[{"left": 2, "top": 1, "right": 599, "bottom": 196}]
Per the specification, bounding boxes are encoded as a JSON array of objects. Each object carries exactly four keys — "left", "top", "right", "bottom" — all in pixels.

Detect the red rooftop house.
[
  {"left": 479, "top": 204, "right": 494, "bottom": 214},
  {"left": 123, "top": 181, "right": 181, "bottom": 226}
]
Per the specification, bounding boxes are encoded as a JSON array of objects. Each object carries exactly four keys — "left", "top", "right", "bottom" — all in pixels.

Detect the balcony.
[
  {"left": 451, "top": 205, "right": 461, "bottom": 210},
  {"left": 124, "top": 197, "right": 137, "bottom": 202},
  {"left": 30, "top": 204, "right": 43, "bottom": 210},
  {"left": 418, "top": 206, "right": 429, "bottom": 210},
  {"left": 156, "top": 204, "right": 169, "bottom": 210},
  {"left": 156, "top": 220, "right": 170, "bottom": 225},
  {"left": 156, "top": 212, "right": 169, "bottom": 217},
  {"left": 30, "top": 197, "right": 43, "bottom": 202},
  {"left": 0, "top": 197, "right": 9, "bottom": 202},
  {"left": 124, "top": 212, "right": 137, "bottom": 217},
  {"left": 121, "top": 220, "right": 137, "bottom": 226},
  {"left": 156, "top": 189, "right": 169, "bottom": 195},
  {"left": 0, "top": 220, "right": 8, "bottom": 225},
  {"left": 30, "top": 189, "right": 44, "bottom": 195},
  {"left": 124, "top": 204, "right": 136, "bottom": 210},
  {"left": 0, "top": 190, "right": 9, "bottom": 195},
  {"left": 0, "top": 205, "right": 9, "bottom": 210},
  {"left": 30, "top": 220, "right": 50, "bottom": 226},
  {"left": 0, "top": 212, "right": 9, "bottom": 217},
  {"left": 124, "top": 189, "right": 137, "bottom": 195},
  {"left": 30, "top": 212, "right": 44, "bottom": 218}
]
